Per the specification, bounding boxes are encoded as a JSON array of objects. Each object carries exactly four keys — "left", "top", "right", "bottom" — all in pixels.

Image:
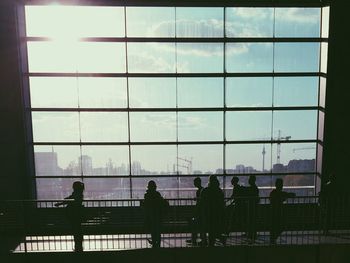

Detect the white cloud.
[
  {"left": 230, "top": 8, "right": 273, "bottom": 20},
  {"left": 277, "top": 8, "right": 319, "bottom": 24}
]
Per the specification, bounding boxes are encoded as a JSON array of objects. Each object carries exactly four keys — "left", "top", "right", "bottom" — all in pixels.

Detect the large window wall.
[{"left": 21, "top": 2, "right": 329, "bottom": 199}]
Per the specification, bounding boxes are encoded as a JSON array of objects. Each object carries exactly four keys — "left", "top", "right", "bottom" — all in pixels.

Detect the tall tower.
[{"left": 262, "top": 145, "right": 266, "bottom": 172}]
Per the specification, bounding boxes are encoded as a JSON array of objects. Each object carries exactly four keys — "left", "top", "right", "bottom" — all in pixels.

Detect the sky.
[{"left": 25, "top": 6, "right": 325, "bottom": 174}]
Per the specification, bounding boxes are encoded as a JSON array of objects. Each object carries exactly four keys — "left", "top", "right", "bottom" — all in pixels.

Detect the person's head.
[
  {"left": 209, "top": 174, "right": 219, "bottom": 188},
  {"left": 248, "top": 175, "right": 256, "bottom": 186},
  {"left": 194, "top": 177, "right": 202, "bottom": 188},
  {"left": 72, "top": 181, "right": 84, "bottom": 194},
  {"left": 275, "top": 178, "right": 283, "bottom": 191},
  {"left": 147, "top": 180, "right": 157, "bottom": 192},
  {"left": 231, "top": 176, "right": 239, "bottom": 186}
]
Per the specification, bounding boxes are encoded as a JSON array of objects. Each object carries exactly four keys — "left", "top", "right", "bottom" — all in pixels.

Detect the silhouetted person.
[
  {"left": 55, "top": 181, "right": 85, "bottom": 252},
  {"left": 200, "top": 175, "right": 225, "bottom": 246},
  {"left": 269, "top": 178, "right": 296, "bottom": 244},
  {"left": 187, "top": 177, "right": 205, "bottom": 245},
  {"left": 143, "top": 180, "right": 169, "bottom": 248},
  {"left": 246, "top": 175, "right": 259, "bottom": 242},
  {"left": 225, "top": 176, "right": 244, "bottom": 234}
]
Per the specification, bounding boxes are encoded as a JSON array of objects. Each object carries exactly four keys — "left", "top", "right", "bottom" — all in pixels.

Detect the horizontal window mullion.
[
  {"left": 26, "top": 72, "right": 322, "bottom": 78},
  {"left": 30, "top": 106, "right": 320, "bottom": 112},
  {"left": 24, "top": 36, "right": 328, "bottom": 43},
  {"left": 32, "top": 139, "right": 319, "bottom": 146}
]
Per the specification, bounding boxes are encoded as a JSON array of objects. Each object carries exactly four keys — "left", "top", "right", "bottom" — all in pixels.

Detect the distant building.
[{"left": 35, "top": 151, "right": 61, "bottom": 176}]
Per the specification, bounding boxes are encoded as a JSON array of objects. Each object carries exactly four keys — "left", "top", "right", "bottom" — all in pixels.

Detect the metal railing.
[{"left": 1, "top": 196, "right": 349, "bottom": 253}]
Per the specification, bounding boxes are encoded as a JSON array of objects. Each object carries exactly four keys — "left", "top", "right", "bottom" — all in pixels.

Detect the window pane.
[
  {"left": 78, "top": 78, "right": 127, "bottom": 108},
  {"left": 27, "top": 42, "right": 126, "bottom": 73},
  {"left": 130, "top": 112, "right": 176, "bottom": 142},
  {"left": 131, "top": 145, "right": 177, "bottom": 175},
  {"left": 271, "top": 175, "right": 315, "bottom": 196},
  {"left": 273, "top": 110, "right": 317, "bottom": 140},
  {"left": 274, "top": 77, "right": 318, "bottom": 107},
  {"left": 178, "top": 144, "right": 223, "bottom": 175},
  {"left": 127, "top": 43, "right": 175, "bottom": 73},
  {"left": 226, "top": 43, "right": 273, "bottom": 72},
  {"left": 81, "top": 146, "right": 129, "bottom": 176},
  {"left": 25, "top": 6, "right": 125, "bottom": 37},
  {"left": 176, "top": 8, "right": 223, "bottom": 37},
  {"left": 271, "top": 143, "right": 316, "bottom": 173},
  {"left": 226, "top": 111, "right": 272, "bottom": 141},
  {"left": 320, "top": 43, "right": 328, "bottom": 73},
  {"left": 226, "top": 77, "right": 272, "bottom": 107},
  {"left": 83, "top": 178, "right": 130, "bottom": 199},
  {"left": 226, "top": 144, "right": 271, "bottom": 174},
  {"left": 32, "top": 112, "right": 80, "bottom": 142},
  {"left": 319, "top": 77, "right": 326, "bottom": 108},
  {"left": 226, "top": 8, "right": 273, "bottom": 37},
  {"left": 126, "top": 7, "right": 175, "bottom": 37},
  {"left": 178, "top": 78, "right": 223, "bottom": 108},
  {"left": 34, "top": 145, "right": 81, "bottom": 176},
  {"left": 177, "top": 43, "right": 223, "bottom": 73},
  {"left": 29, "top": 77, "right": 78, "bottom": 108},
  {"left": 322, "top": 7, "right": 330, "bottom": 38},
  {"left": 275, "top": 8, "right": 320, "bottom": 37},
  {"left": 80, "top": 112, "right": 128, "bottom": 142},
  {"left": 178, "top": 112, "right": 223, "bottom": 141},
  {"left": 132, "top": 177, "right": 179, "bottom": 199},
  {"left": 36, "top": 178, "right": 79, "bottom": 199},
  {"left": 274, "top": 43, "right": 320, "bottom": 72},
  {"left": 129, "top": 78, "right": 176, "bottom": 108}
]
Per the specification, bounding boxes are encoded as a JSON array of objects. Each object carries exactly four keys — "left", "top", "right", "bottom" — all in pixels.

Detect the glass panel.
[
  {"left": 36, "top": 178, "right": 79, "bottom": 199},
  {"left": 319, "top": 77, "right": 326, "bottom": 108},
  {"left": 274, "top": 77, "right": 318, "bottom": 107},
  {"left": 317, "top": 143, "right": 323, "bottom": 174},
  {"left": 177, "top": 78, "right": 223, "bottom": 108},
  {"left": 129, "top": 78, "right": 176, "bottom": 108},
  {"left": 176, "top": 7, "right": 223, "bottom": 37},
  {"left": 34, "top": 145, "right": 81, "bottom": 176},
  {"left": 178, "top": 112, "right": 223, "bottom": 141},
  {"left": 271, "top": 143, "right": 316, "bottom": 173},
  {"left": 76, "top": 42, "right": 126, "bottom": 73},
  {"left": 131, "top": 145, "right": 177, "bottom": 175},
  {"left": 177, "top": 176, "right": 209, "bottom": 198},
  {"left": 226, "top": 8, "right": 273, "bottom": 37},
  {"left": 32, "top": 112, "right": 80, "bottom": 142},
  {"left": 226, "top": 111, "right": 272, "bottom": 141},
  {"left": 322, "top": 7, "right": 330, "bottom": 38},
  {"left": 81, "top": 146, "right": 129, "bottom": 176},
  {"left": 83, "top": 178, "right": 130, "bottom": 199},
  {"left": 131, "top": 177, "right": 179, "bottom": 199},
  {"left": 80, "top": 112, "right": 128, "bottom": 142},
  {"left": 27, "top": 42, "right": 126, "bottom": 73},
  {"left": 273, "top": 110, "right": 317, "bottom": 140},
  {"left": 130, "top": 112, "right": 176, "bottom": 142},
  {"left": 275, "top": 8, "right": 321, "bottom": 37},
  {"left": 320, "top": 42, "right": 328, "bottom": 73},
  {"left": 127, "top": 43, "right": 175, "bottom": 73},
  {"left": 78, "top": 78, "right": 127, "bottom": 108},
  {"left": 318, "top": 111, "right": 324, "bottom": 141},
  {"left": 25, "top": 6, "right": 125, "bottom": 38},
  {"left": 177, "top": 43, "right": 223, "bottom": 73},
  {"left": 226, "top": 43, "right": 273, "bottom": 72},
  {"left": 226, "top": 144, "right": 271, "bottom": 174},
  {"left": 226, "top": 77, "right": 272, "bottom": 107},
  {"left": 29, "top": 77, "right": 78, "bottom": 108},
  {"left": 178, "top": 144, "right": 223, "bottom": 175},
  {"left": 126, "top": 7, "right": 175, "bottom": 37},
  {"left": 271, "top": 175, "right": 315, "bottom": 196},
  {"left": 274, "top": 43, "right": 320, "bottom": 72}
]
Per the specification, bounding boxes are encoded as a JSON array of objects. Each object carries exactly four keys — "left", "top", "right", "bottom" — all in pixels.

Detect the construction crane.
[
  {"left": 276, "top": 130, "right": 291, "bottom": 164},
  {"left": 293, "top": 147, "right": 316, "bottom": 153}
]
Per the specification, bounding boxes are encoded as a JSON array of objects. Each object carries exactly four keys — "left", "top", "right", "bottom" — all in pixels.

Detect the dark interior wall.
[
  {"left": 0, "top": 2, "right": 30, "bottom": 200},
  {"left": 322, "top": 0, "right": 350, "bottom": 186},
  {"left": 0, "top": 0, "right": 349, "bottom": 200}
]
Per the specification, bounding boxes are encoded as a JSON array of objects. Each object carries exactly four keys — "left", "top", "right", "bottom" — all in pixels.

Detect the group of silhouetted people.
[{"left": 55, "top": 175, "right": 297, "bottom": 251}]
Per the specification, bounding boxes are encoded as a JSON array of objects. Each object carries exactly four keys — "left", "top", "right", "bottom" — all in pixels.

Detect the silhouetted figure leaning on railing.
[
  {"left": 200, "top": 175, "right": 225, "bottom": 246},
  {"left": 186, "top": 177, "right": 206, "bottom": 246},
  {"left": 143, "top": 180, "right": 169, "bottom": 248},
  {"left": 225, "top": 176, "right": 244, "bottom": 235},
  {"left": 55, "top": 181, "right": 85, "bottom": 252},
  {"left": 246, "top": 175, "right": 259, "bottom": 243},
  {"left": 269, "top": 178, "right": 296, "bottom": 244}
]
